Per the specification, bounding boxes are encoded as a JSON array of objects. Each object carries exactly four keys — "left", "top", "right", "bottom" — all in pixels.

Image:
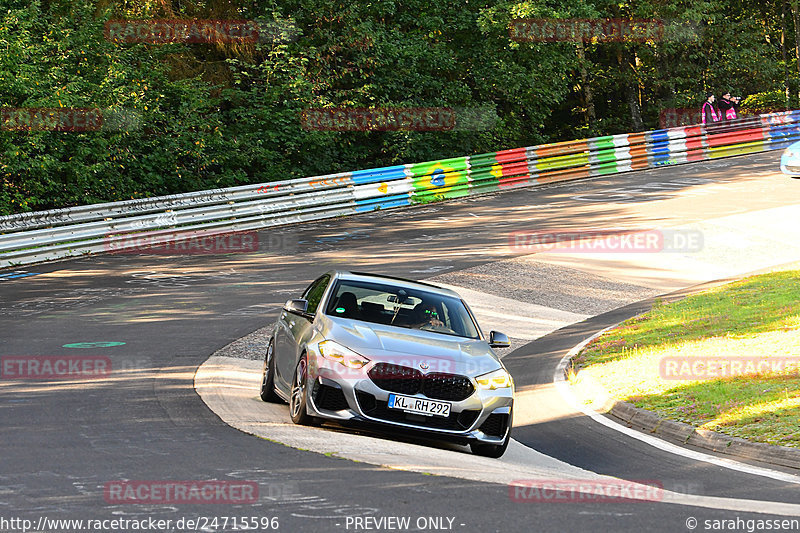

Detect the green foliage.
[
  {"left": 741, "top": 90, "right": 789, "bottom": 111},
  {"left": 1, "top": 0, "right": 798, "bottom": 214}
]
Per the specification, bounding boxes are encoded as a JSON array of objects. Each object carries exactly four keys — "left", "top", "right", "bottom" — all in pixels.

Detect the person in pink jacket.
[
  {"left": 717, "top": 91, "right": 742, "bottom": 120},
  {"left": 701, "top": 92, "right": 720, "bottom": 125}
]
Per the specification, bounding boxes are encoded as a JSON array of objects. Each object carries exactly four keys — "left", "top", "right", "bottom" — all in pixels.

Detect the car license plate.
[{"left": 387, "top": 393, "right": 451, "bottom": 418}]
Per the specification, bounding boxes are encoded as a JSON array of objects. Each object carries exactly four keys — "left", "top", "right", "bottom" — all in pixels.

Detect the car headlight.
[
  {"left": 318, "top": 340, "right": 370, "bottom": 369},
  {"left": 476, "top": 368, "right": 513, "bottom": 390}
]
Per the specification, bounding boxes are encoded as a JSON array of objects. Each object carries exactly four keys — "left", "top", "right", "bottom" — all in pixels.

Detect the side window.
[{"left": 302, "top": 275, "right": 331, "bottom": 315}]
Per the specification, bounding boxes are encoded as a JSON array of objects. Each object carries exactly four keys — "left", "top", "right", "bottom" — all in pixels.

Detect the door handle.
[{"left": 289, "top": 321, "right": 295, "bottom": 327}]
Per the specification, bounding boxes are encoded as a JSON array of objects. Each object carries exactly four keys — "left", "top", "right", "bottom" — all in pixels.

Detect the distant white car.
[
  {"left": 780, "top": 141, "right": 800, "bottom": 177},
  {"left": 259, "top": 271, "right": 515, "bottom": 457}
]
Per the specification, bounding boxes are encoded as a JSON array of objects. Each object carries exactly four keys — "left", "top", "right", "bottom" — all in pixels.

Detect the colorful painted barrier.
[{"left": 3, "top": 110, "right": 800, "bottom": 268}]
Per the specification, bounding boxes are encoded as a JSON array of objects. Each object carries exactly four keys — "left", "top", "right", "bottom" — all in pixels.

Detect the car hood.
[{"left": 320, "top": 316, "right": 503, "bottom": 378}]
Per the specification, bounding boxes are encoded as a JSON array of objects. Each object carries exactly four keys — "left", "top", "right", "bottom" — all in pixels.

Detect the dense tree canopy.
[{"left": 1, "top": 0, "right": 796, "bottom": 214}]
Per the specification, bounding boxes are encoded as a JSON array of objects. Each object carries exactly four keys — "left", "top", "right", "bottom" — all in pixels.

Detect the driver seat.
[{"left": 334, "top": 292, "right": 359, "bottom": 318}]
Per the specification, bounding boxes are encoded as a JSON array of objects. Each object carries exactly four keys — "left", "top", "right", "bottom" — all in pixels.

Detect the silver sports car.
[{"left": 259, "top": 271, "right": 515, "bottom": 457}]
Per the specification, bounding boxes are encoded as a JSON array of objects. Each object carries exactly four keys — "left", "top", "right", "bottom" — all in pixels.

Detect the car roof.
[{"left": 330, "top": 271, "right": 461, "bottom": 298}]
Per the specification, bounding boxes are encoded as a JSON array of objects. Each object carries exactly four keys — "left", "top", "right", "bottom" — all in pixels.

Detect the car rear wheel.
[
  {"left": 470, "top": 427, "right": 511, "bottom": 458},
  {"left": 289, "top": 354, "right": 315, "bottom": 425},
  {"left": 259, "top": 339, "right": 282, "bottom": 403}
]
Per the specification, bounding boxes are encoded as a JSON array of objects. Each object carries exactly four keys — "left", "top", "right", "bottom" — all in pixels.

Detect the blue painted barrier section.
[
  {"left": 648, "top": 130, "right": 672, "bottom": 166},
  {"left": 351, "top": 165, "right": 408, "bottom": 185},
  {"left": 354, "top": 194, "right": 411, "bottom": 212}
]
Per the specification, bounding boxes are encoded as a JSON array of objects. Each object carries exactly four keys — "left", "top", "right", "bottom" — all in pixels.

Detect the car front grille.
[
  {"left": 421, "top": 372, "right": 474, "bottom": 401},
  {"left": 368, "top": 363, "right": 475, "bottom": 401},
  {"left": 786, "top": 165, "right": 800, "bottom": 173},
  {"left": 368, "top": 363, "right": 421, "bottom": 395},
  {"left": 355, "top": 391, "right": 479, "bottom": 431}
]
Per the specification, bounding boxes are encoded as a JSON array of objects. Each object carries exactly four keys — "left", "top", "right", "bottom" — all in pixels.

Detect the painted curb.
[{"left": 603, "top": 399, "right": 800, "bottom": 470}]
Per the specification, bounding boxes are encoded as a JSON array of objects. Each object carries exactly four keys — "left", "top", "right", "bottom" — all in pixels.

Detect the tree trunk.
[
  {"left": 783, "top": 0, "right": 790, "bottom": 107},
  {"left": 576, "top": 40, "right": 596, "bottom": 128},
  {"left": 794, "top": 0, "right": 800, "bottom": 102},
  {"left": 618, "top": 48, "right": 643, "bottom": 131},
  {"left": 626, "top": 85, "right": 644, "bottom": 131}
]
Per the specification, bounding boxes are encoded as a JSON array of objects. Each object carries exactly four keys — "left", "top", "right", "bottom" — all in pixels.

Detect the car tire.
[
  {"left": 259, "top": 339, "right": 282, "bottom": 403},
  {"left": 470, "top": 426, "right": 511, "bottom": 458},
  {"left": 289, "top": 354, "right": 315, "bottom": 425}
]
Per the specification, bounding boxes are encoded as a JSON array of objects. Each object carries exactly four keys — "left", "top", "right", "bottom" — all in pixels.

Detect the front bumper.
[
  {"left": 306, "top": 358, "right": 514, "bottom": 445},
  {"left": 780, "top": 155, "right": 800, "bottom": 176}
]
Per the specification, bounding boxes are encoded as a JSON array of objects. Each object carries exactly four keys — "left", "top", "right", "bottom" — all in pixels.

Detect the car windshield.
[{"left": 324, "top": 279, "right": 480, "bottom": 339}]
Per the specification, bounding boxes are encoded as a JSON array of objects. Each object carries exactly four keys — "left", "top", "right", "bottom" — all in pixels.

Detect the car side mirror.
[
  {"left": 488, "top": 331, "right": 511, "bottom": 348},
  {"left": 284, "top": 299, "right": 309, "bottom": 315}
]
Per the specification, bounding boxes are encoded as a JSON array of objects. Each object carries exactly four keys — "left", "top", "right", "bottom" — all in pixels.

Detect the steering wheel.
[{"left": 420, "top": 323, "right": 457, "bottom": 335}]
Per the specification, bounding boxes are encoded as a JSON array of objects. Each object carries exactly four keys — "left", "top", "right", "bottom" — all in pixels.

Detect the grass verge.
[{"left": 570, "top": 269, "right": 800, "bottom": 447}]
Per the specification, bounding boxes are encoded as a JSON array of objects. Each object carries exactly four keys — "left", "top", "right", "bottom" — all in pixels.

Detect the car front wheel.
[
  {"left": 259, "top": 339, "right": 282, "bottom": 403},
  {"left": 289, "top": 354, "right": 315, "bottom": 425}
]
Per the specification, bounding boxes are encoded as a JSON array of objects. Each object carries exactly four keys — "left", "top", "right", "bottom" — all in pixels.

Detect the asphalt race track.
[{"left": 3, "top": 151, "right": 800, "bottom": 533}]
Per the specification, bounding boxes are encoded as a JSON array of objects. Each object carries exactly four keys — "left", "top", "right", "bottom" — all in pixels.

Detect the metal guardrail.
[{"left": 2, "top": 110, "right": 799, "bottom": 268}]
